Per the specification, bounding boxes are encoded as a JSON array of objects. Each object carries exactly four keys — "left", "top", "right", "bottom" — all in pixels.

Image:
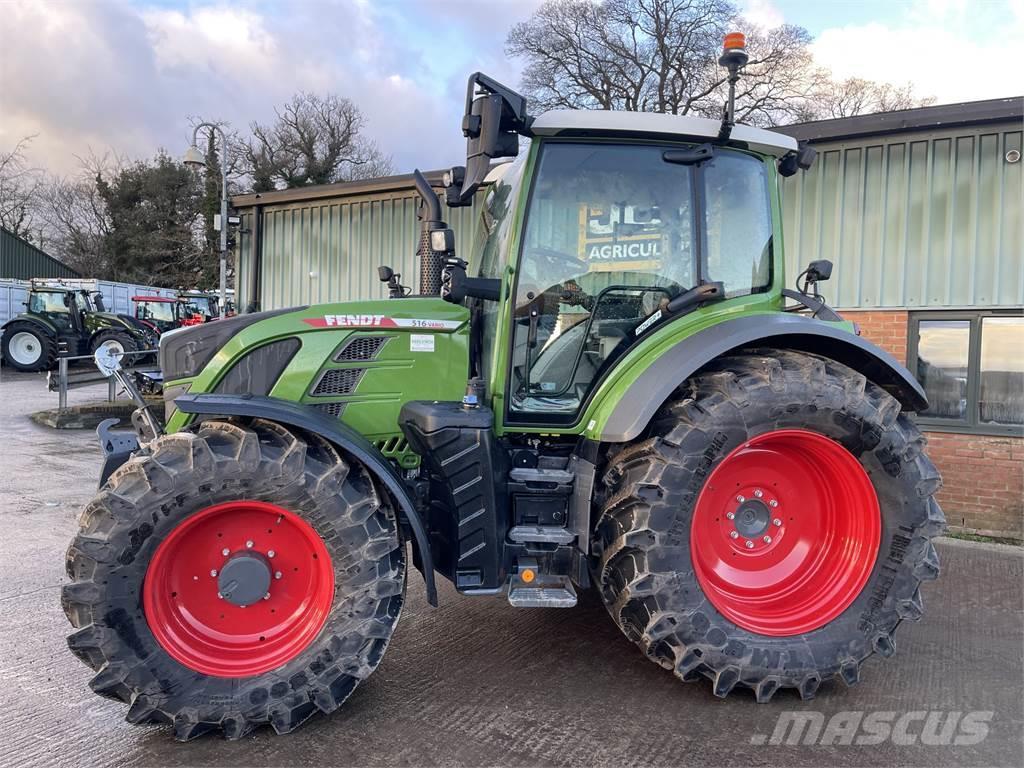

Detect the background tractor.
[
  {"left": 1, "top": 282, "right": 157, "bottom": 372},
  {"left": 64, "top": 35, "right": 944, "bottom": 741},
  {"left": 133, "top": 295, "right": 206, "bottom": 335}
]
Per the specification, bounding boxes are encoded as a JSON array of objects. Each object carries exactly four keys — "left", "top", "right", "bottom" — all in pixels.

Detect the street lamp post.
[{"left": 183, "top": 124, "right": 229, "bottom": 316}]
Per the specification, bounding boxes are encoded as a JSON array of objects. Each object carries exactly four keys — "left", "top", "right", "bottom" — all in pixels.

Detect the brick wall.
[{"left": 839, "top": 309, "right": 1023, "bottom": 541}]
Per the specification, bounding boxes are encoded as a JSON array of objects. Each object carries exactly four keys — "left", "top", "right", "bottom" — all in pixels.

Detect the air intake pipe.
[{"left": 413, "top": 170, "right": 447, "bottom": 295}]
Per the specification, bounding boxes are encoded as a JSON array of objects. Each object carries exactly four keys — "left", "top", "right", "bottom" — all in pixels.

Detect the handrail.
[{"left": 49, "top": 350, "right": 158, "bottom": 410}]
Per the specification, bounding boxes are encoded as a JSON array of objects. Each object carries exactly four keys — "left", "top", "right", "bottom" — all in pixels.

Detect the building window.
[{"left": 908, "top": 311, "right": 1024, "bottom": 436}]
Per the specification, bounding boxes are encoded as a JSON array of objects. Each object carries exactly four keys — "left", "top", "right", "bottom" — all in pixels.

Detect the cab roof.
[
  {"left": 132, "top": 295, "right": 177, "bottom": 302},
  {"left": 530, "top": 110, "right": 797, "bottom": 158}
]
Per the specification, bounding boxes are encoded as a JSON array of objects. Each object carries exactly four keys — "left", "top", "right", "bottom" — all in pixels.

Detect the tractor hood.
[{"left": 161, "top": 298, "right": 472, "bottom": 447}]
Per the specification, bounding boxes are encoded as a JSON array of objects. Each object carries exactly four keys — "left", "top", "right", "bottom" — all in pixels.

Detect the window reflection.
[
  {"left": 916, "top": 320, "right": 969, "bottom": 420},
  {"left": 980, "top": 317, "right": 1024, "bottom": 426}
]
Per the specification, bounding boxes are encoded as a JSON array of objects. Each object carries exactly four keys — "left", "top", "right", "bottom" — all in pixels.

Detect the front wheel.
[
  {"left": 62, "top": 419, "right": 406, "bottom": 739},
  {"left": 90, "top": 329, "right": 139, "bottom": 360},
  {"left": 593, "top": 349, "right": 945, "bottom": 701}
]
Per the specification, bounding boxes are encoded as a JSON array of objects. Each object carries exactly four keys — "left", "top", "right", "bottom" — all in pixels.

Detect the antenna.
[{"left": 717, "top": 32, "right": 749, "bottom": 143}]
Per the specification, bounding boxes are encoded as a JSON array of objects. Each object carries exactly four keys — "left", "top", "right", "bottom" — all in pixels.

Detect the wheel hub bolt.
[
  {"left": 221, "top": 548, "right": 230, "bottom": 556},
  {"left": 726, "top": 512, "right": 735, "bottom": 520},
  {"left": 763, "top": 535, "right": 772, "bottom": 544},
  {"left": 773, "top": 518, "right": 782, "bottom": 527},
  {"left": 245, "top": 540, "right": 254, "bottom": 549},
  {"left": 753, "top": 489, "right": 763, "bottom": 498},
  {"left": 744, "top": 540, "right": 754, "bottom": 549},
  {"left": 769, "top": 500, "right": 779, "bottom": 508},
  {"left": 217, "top": 592, "right": 224, "bottom": 599},
  {"left": 729, "top": 531, "right": 739, "bottom": 539},
  {"left": 263, "top": 593, "right": 270, "bottom": 600},
  {"left": 210, "top": 569, "right": 218, "bottom": 577},
  {"left": 274, "top": 571, "right": 283, "bottom": 579},
  {"left": 267, "top": 550, "right": 275, "bottom": 558},
  {"left": 736, "top": 495, "right": 745, "bottom": 503}
]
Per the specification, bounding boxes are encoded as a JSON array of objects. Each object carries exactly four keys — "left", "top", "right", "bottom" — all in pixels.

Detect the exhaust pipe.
[{"left": 413, "top": 170, "right": 445, "bottom": 295}]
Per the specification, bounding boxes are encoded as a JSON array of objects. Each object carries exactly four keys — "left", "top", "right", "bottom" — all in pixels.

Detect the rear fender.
[
  {"left": 597, "top": 313, "right": 927, "bottom": 443},
  {"left": 172, "top": 393, "right": 439, "bottom": 606},
  {"left": 2, "top": 314, "right": 58, "bottom": 336}
]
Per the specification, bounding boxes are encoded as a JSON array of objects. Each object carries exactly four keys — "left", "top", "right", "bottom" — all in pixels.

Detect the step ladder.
[{"left": 506, "top": 560, "right": 577, "bottom": 608}]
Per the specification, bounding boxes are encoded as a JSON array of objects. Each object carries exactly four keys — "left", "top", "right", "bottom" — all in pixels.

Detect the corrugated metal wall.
[
  {"left": 1, "top": 228, "right": 80, "bottom": 280},
  {"left": 237, "top": 191, "right": 483, "bottom": 310},
  {"left": 781, "top": 122, "right": 1022, "bottom": 309},
  {"left": 237, "top": 121, "right": 1022, "bottom": 312}
]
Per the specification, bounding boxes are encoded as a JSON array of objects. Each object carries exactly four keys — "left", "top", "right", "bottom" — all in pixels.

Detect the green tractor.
[
  {"left": 64, "top": 39, "right": 944, "bottom": 742},
  {"left": 1, "top": 283, "right": 157, "bottom": 372}
]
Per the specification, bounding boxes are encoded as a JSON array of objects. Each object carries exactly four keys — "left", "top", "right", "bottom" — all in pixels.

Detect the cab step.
[
  {"left": 507, "top": 574, "right": 577, "bottom": 608},
  {"left": 508, "top": 525, "right": 575, "bottom": 544}
]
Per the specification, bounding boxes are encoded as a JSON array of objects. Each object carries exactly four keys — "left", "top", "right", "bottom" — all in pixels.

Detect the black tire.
[
  {"left": 90, "top": 329, "right": 139, "bottom": 358},
  {"left": 1, "top": 321, "right": 56, "bottom": 372},
  {"left": 593, "top": 349, "right": 945, "bottom": 702},
  {"left": 62, "top": 419, "right": 406, "bottom": 740}
]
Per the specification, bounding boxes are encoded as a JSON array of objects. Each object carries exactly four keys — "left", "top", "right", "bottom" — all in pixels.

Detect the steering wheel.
[{"left": 526, "top": 246, "right": 587, "bottom": 275}]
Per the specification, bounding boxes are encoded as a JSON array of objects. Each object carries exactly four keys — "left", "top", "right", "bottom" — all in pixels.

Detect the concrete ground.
[{"left": 0, "top": 368, "right": 1021, "bottom": 768}]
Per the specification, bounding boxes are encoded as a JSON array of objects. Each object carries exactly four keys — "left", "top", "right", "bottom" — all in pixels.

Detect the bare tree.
[
  {"left": 241, "top": 93, "right": 393, "bottom": 192},
  {"left": 808, "top": 77, "right": 935, "bottom": 120},
  {"left": 34, "top": 151, "right": 121, "bottom": 276},
  {"left": 506, "top": 0, "right": 931, "bottom": 126},
  {"left": 0, "top": 135, "right": 44, "bottom": 239}
]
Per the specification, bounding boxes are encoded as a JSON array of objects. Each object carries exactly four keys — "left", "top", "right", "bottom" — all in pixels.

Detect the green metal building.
[
  {"left": 1, "top": 227, "right": 80, "bottom": 280},
  {"left": 232, "top": 97, "right": 1021, "bottom": 314}
]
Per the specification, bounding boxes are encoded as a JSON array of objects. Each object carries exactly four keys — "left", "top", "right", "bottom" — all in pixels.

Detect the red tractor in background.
[{"left": 132, "top": 295, "right": 206, "bottom": 335}]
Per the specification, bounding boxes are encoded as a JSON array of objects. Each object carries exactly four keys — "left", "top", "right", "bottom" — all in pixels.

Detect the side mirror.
[
  {"left": 778, "top": 142, "right": 817, "bottom": 177},
  {"left": 450, "top": 73, "right": 531, "bottom": 207},
  {"left": 806, "top": 259, "right": 833, "bottom": 283},
  {"left": 94, "top": 342, "right": 123, "bottom": 377}
]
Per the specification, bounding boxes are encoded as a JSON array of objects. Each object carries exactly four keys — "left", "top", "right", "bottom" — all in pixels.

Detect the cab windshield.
[
  {"left": 138, "top": 301, "right": 176, "bottom": 323},
  {"left": 29, "top": 291, "right": 71, "bottom": 314},
  {"left": 509, "top": 142, "right": 772, "bottom": 421}
]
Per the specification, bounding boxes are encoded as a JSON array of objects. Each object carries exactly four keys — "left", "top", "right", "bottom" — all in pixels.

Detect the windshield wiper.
[{"left": 662, "top": 144, "right": 714, "bottom": 165}]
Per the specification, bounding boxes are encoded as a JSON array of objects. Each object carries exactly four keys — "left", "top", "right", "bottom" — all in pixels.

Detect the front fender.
[
  {"left": 595, "top": 313, "right": 927, "bottom": 443},
  {"left": 173, "top": 392, "right": 439, "bottom": 606}
]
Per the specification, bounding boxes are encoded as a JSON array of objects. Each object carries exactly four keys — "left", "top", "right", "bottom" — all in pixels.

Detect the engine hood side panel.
[{"left": 165, "top": 298, "right": 472, "bottom": 448}]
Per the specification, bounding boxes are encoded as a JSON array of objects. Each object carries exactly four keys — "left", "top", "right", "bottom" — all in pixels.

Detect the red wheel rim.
[
  {"left": 690, "top": 429, "right": 880, "bottom": 636},
  {"left": 143, "top": 501, "right": 334, "bottom": 677}
]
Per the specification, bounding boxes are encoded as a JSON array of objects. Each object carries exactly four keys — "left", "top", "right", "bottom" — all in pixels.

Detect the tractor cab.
[
  {"left": 133, "top": 295, "right": 206, "bottom": 333},
  {"left": 26, "top": 286, "right": 102, "bottom": 334},
  {"left": 180, "top": 291, "right": 220, "bottom": 322}
]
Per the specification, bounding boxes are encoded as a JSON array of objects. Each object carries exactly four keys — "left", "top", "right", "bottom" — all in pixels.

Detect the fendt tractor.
[
  {"left": 1, "top": 282, "right": 157, "bottom": 372},
  {"left": 63, "top": 35, "right": 945, "bottom": 741}
]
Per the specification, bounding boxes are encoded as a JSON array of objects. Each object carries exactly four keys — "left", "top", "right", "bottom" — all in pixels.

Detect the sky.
[{"left": 1, "top": 0, "right": 1021, "bottom": 178}]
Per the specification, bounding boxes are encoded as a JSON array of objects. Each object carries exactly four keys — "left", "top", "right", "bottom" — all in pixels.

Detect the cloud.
[
  {"left": 0, "top": 0, "right": 540, "bottom": 178},
  {"left": 811, "top": 1, "right": 1022, "bottom": 102},
  {"left": 741, "top": 0, "right": 785, "bottom": 29}
]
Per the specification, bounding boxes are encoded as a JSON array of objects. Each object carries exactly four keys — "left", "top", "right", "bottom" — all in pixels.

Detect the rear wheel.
[
  {"left": 62, "top": 419, "right": 406, "bottom": 739},
  {"left": 1, "top": 322, "right": 56, "bottom": 371},
  {"left": 593, "top": 349, "right": 945, "bottom": 701}
]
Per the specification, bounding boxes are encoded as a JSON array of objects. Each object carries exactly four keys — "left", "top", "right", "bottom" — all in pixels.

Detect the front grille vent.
[
  {"left": 311, "top": 368, "right": 365, "bottom": 396},
  {"left": 334, "top": 336, "right": 390, "bottom": 362},
  {"left": 314, "top": 401, "right": 346, "bottom": 418}
]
